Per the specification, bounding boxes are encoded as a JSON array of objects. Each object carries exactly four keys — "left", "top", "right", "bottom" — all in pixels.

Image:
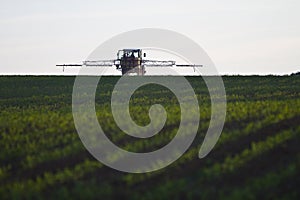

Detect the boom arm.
[
  {"left": 142, "top": 60, "right": 175, "bottom": 66},
  {"left": 56, "top": 60, "right": 117, "bottom": 71},
  {"left": 141, "top": 60, "right": 202, "bottom": 73},
  {"left": 83, "top": 60, "right": 115, "bottom": 66},
  {"left": 142, "top": 60, "right": 202, "bottom": 67},
  {"left": 57, "top": 59, "right": 202, "bottom": 72}
]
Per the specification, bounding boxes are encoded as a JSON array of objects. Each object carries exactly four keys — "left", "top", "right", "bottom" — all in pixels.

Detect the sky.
[{"left": 0, "top": 0, "right": 299, "bottom": 75}]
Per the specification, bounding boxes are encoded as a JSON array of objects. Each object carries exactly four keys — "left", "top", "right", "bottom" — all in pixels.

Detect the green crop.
[{"left": 0, "top": 75, "right": 299, "bottom": 199}]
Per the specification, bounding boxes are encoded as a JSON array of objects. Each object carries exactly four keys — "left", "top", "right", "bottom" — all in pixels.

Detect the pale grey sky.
[{"left": 0, "top": 0, "right": 299, "bottom": 75}]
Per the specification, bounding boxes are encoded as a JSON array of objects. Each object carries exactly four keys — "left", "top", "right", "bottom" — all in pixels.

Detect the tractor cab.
[{"left": 115, "top": 49, "right": 146, "bottom": 75}]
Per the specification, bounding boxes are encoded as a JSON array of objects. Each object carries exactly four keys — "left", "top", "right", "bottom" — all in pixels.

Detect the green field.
[{"left": 0, "top": 76, "right": 299, "bottom": 199}]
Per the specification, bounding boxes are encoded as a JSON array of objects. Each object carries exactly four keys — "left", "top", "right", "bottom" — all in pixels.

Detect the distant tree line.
[{"left": 291, "top": 71, "right": 300, "bottom": 76}]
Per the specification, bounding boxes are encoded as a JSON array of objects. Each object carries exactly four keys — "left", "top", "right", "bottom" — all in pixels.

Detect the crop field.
[{"left": 0, "top": 75, "right": 299, "bottom": 199}]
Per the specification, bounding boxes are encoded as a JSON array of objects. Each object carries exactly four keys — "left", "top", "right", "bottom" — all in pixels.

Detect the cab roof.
[{"left": 122, "top": 49, "right": 141, "bottom": 52}]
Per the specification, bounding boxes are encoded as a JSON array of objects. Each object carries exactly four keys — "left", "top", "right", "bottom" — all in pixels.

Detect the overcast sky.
[{"left": 0, "top": 0, "right": 299, "bottom": 75}]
